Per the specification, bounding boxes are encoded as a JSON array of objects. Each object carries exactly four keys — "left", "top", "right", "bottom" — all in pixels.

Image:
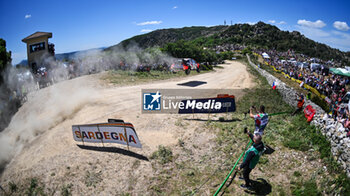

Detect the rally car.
[
  {"left": 35, "top": 66, "right": 53, "bottom": 88},
  {"left": 182, "top": 58, "right": 200, "bottom": 75}
]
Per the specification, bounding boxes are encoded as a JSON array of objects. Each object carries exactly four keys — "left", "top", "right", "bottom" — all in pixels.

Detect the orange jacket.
[{"left": 297, "top": 99, "right": 304, "bottom": 108}]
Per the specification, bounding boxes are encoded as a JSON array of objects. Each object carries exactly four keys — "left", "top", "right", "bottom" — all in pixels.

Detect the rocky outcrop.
[{"left": 247, "top": 55, "right": 350, "bottom": 177}]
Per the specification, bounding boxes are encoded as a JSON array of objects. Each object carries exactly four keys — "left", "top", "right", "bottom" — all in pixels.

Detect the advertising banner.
[
  {"left": 304, "top": 105, "right": 316, "bottom": 122},
  {"left": 72, "top": 122, "right": 142, "bottom": 148}
]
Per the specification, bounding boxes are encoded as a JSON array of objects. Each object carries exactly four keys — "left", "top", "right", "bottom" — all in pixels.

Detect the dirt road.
[{"left": 0, "top": 60, "right": 254, "bottom": 195}]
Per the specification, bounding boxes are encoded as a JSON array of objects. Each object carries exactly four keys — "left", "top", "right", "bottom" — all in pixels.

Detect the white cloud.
[
  {"left": 296, "top": 25, "right": 330, "bottom": 37},
  {"left": 246, "top": 22, "right": 256, "bottom": 25},
  {"left": 237, "top": 21, "right": 256, "bottom": 25},
  {"left": 295, "top": 25, "right": 350, "bottom": 51},
  {"left": 333, "top": 21, "right": 350, "bottom": 31},
  {"left": 137, "top": 21, "right": 162, "bottom": 26},
  {"left": 297, "top": 19, "right": 326, "bottom": 28},
  {"left": 140, "top": 29, "right": 152, "bottom": 33},
  {"left": 268, "top": 20, "right": 287, "bottom": 25},
  {"left": 173, "top": 6, "right": 178, "bottom": 9},
  {"left": 322, "top": 31, "right": 350, "bottom": 51},
  {"left": 332, "top": 30, "right": 350, "bottom": 38},
  {"left": 24, "top": 14, "right": 31, "bottom": 19}
]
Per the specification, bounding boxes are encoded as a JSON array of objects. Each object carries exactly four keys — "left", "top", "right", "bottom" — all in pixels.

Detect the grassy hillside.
[
  {"left": 211, "top": 22, "right": 347, "bottom": 63},
  {"left": 107, "top": 22, "right": 350, "bottom": 66},
  {"left": 106, "top": 26, "right": 229, "bottom": 50}
]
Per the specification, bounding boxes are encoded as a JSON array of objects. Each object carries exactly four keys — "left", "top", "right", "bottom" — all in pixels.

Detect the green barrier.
[
  {"left": 213, "top": 140, "right": 252, "bottom": 196},
  {"left": 269, "top": 111, "right": 292, "bottom": 116}
]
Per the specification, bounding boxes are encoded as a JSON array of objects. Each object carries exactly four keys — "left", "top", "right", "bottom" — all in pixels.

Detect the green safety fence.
[
  {"left": 268, "top": 111, "right": 292, "bottom": 116},
  {"left": 213, "top": 139, "right": 252, "bottom": 196}
]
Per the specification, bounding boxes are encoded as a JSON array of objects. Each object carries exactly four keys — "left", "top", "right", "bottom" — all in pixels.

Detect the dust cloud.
[
  {"left": 0, "top": 43, "right": 177, "bottom": 172},
  {"left": 0, "top": 78, "right": 100, "bottom": 172}
]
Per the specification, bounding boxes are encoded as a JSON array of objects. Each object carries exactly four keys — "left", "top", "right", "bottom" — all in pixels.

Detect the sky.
[{"left": 0, "top": 0, "right": 349, "bottom": 64}]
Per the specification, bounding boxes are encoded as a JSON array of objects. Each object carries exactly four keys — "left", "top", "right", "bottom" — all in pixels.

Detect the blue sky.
[{"left": 0, "top": 0, "right": 349, "bottom": 64}]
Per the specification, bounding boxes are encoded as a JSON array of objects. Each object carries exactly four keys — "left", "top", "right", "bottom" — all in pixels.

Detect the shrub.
[
  {"left": 334, "top": 173, "right": 350, "bottom": 195},
  {"left": 150, "top": 145, "right": 173, "bottom": 164},
  {"left": 200, "top": 64, "right": 213, "bottom": 70},
  {"left": 284, "top": 136, "right": 309, "bottom": 151},
  {"left": 291, "top": 179, "right": 320, "bottom": 196},
  {"left": 61, "top": 184, "right": 73, "bottom": 196},
  {"left": 8, "top": 181, "right": 17, "bottom": 193},
  {"left": 242, "top": 47, "right": 252, "bottom": 55},
  {"left": 293, "top": 171, "right": 301, "bottom": 177},
  {"left": 84, "top": 171, "right": 102, "bottom": 188},
  {"left": 234, "top": 55, "right": 242, "bottom": 59},
  {"left": 25, "top": 178, "right": 45, "bottom": 196}
]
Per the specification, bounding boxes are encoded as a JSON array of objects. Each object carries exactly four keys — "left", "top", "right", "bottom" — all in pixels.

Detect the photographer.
[
  {"left": 238, "top": 128, "right": 265, "bottom": 190},
  {"left": 249, "top": 105, "right": 269, "bottom": 136}
]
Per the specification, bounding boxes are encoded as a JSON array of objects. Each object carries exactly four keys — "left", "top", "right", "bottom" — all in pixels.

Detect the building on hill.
[{"left": 22, "top": 32, "right": 55, "bottom": 73}]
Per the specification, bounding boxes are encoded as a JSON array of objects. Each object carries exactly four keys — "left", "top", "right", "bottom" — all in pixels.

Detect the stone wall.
[{"left": 247, "top": 55, "right": 350, "bottom": 177}]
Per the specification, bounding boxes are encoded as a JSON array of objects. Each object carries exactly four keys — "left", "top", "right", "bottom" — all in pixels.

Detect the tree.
[
  {"left": 0, "top": 38, "right": 12, "bottom": 83},
  {"left": 242, "top": 47, "right": 252, "bottom": 55}
]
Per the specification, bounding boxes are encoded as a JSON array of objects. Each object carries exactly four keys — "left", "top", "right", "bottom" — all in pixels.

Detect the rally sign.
[
  {"left": 178, "top": 94, "right": 236, "bottom": 114},
  {"left": 72, "top": 121, "right": 142, "bottom": 148}
]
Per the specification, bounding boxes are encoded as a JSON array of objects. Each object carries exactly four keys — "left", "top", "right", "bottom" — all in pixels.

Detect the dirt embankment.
[{"left": 0, "top": 60, "right": 254, "bottom": 195}]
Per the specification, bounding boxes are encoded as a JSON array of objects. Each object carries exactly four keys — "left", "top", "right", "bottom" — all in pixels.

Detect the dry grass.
[{"left": 101, "top": 70, "right": 210, "bottom": 85}]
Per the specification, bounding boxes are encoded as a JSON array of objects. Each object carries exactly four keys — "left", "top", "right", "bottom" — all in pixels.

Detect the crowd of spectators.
[{"left": 256, "top": 49, "right": 350, "bottom": 137}]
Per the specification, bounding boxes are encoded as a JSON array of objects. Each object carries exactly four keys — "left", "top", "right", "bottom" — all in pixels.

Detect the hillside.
[
  {"left": 213, "top": 22, "right": 348, "bottom": 63},
  {"left": 108, "top": 22, "right": 350, "bottom": 66},
  {"left": 106, "top": 26, "right": 229, "bottom": 50}
]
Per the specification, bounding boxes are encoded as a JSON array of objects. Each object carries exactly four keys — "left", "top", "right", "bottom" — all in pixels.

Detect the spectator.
[
  {"left": 292, "top": 94, "right": 305, "bottom": 116},
  {"left": 255, "top": 49, "right": 348, "bottom": 123},
  {"left": 249, "top": 105, "right": 269, "bottom": 136},
  {"left": 239, "top": 128, "right": 264, "bottom": 190}
]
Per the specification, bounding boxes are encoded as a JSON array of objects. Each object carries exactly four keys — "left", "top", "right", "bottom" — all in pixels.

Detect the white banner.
[{"left": 72, "top": 122, "right": 142, "bottom": 148}]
